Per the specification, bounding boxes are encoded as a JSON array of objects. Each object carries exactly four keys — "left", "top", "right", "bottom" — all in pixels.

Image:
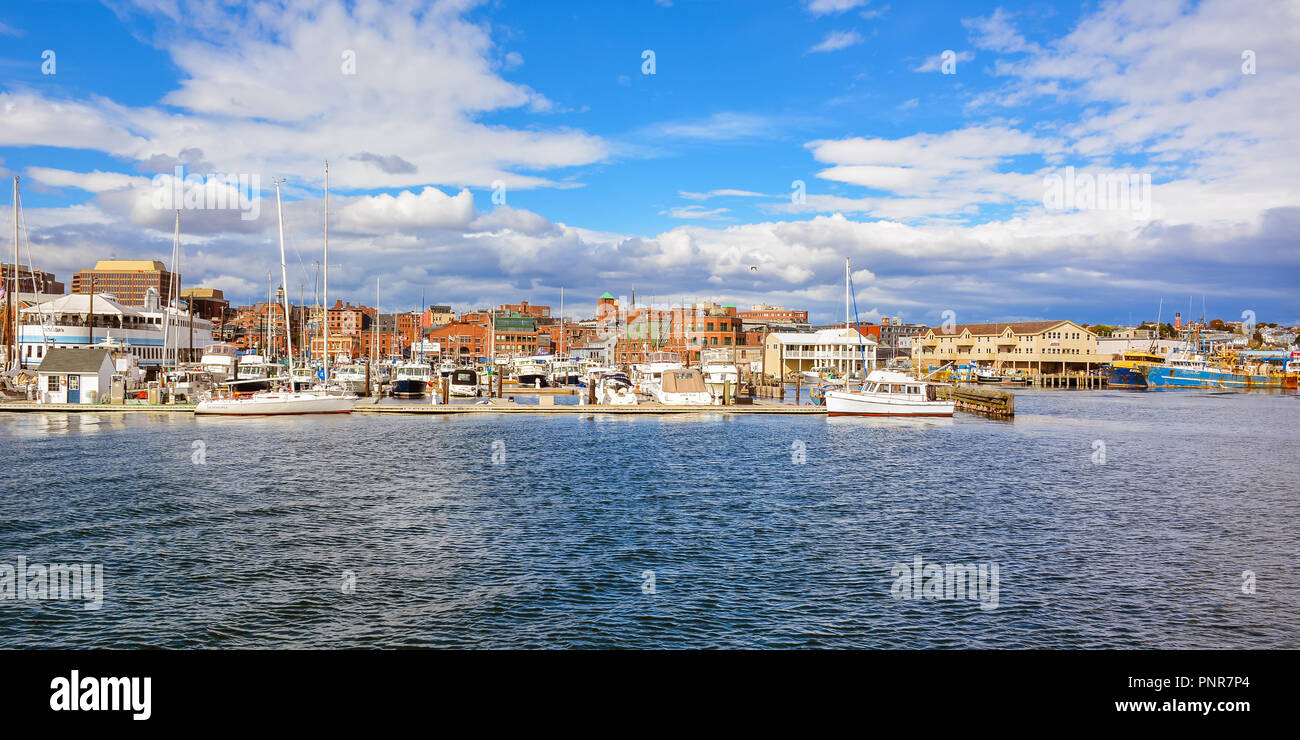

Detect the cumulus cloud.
[{"left": 808, "top": 30, "right": 864, "bottom": 54}]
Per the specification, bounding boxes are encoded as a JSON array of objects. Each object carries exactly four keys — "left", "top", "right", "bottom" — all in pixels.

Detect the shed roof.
[{"left": 37, "top": 348, "right": 113, "bottom": 373}]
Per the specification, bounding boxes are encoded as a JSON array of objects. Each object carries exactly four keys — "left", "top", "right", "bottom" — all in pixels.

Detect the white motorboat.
[
  {"left": 448, "top": 367, "right": 481, "bottom": 397},
  {"left": 595, "top": 372, "right": 637, "bottom": 405},
  {"left": 824, "top": 370, "right": 954, "bottom": 417},
  {"left": 801, "top": 365, "right": 840, "bottom": 383},
  {"left": 163, "top": 368, "right": 215, "bottom": 403},
  {"left": 333, "top": 364, "right": 368, "bottom": 394},
  {"left": 199, "top": 342, "right": 239, "bottom": 382},
  {"left": 437, "top": 360, "right": 459, "bottom": 378},
  {"left": 550, "top": 358, "right": 582, "bottom": 386},
  {"left": 195, "top": 390, "right": 356, "bottom": 415},
  {"left": 702, "top": 361, "right": 740, "bottom": 405},
  {"left": 652, "top": 368, "right": 712, "bottom": 405},
  {"left": 632, "top": 351, "right": 684, "bottom": 395}
]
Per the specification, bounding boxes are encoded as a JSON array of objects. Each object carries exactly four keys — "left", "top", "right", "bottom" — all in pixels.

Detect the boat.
[
  {"left": 1143, "top": 349, "right": 1284, "bottom": 389},
  {"left": 652, "top": 368, "right": 712, "bottom": 405},
  {"left": 448, "top": 367, "right": 481, "bottom": 397},
  {"left": 333, "top": 363, "right": 368, "bottom": 394},
  {"left": 195, "top": 180, "right": 355, "bottom": 416},
  {"left": 594, "top": 372, "right": 637, "bottom": 405},
  {"left": 550, "top": 358, "right": 582, "bottom": 386},
  {"left": 195, "top": 390, "right": 354, "bottom": 415},
  {"left": 632, "top": 351, "right": 684, "bottom": 395},
  {"left": 702, "top": 361, "right": 740, "bottom": 404},
  {"left": 516, "top": 368, "right": 549, "bottom": 388},
  {"left": 390, "top": 362, "right": 431, "bottom": 398},
  {"left": 1106, "top": 350, "right": 1164, "bottom": 390},
  {"left": 824, "top": 370, "right": 955, "bottom": 417},
  {"left": 974, "top": 363, "right": 1002, "bottom": 383},
  {"left": 801, "top": 365, "right": 839, "bottom": 383},
  {"left": 198, "top": 342, "right": 239, "bottom": 382},
  {"left": 162, "top": 368, "right": 215, "bottom": 403},
  {"left": 437, "top": 360, "right": 459, "bottom": 378},
  {"left": 232, "top": 354, "right": 280, "bottom": 392}
]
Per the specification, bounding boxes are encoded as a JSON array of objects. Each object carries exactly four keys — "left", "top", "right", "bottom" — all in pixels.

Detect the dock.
[
  {"left": 934, "top": 386, "right": 1015, "bottom": 419},
  {"left": 0, "top": 400, "right": 826, "bottom": 415}
]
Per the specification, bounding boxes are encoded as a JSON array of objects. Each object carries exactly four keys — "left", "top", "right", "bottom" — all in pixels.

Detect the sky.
[{"left": 0, "top": 0, "right": 1297, "bottom": 326}]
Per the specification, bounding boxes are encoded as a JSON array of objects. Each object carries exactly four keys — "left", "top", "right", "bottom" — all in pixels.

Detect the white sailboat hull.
[
  {"left": 824, "top": 390, "right": 954, "bottom": 417},
  {"left": 195, "top": 391, "right": 355, "bottom": 415}
]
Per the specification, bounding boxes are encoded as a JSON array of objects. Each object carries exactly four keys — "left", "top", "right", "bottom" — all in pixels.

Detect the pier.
[
  {"left": 934, "top": 386, "right": 1015, "bottom": 419},
  {"left": 0, "top": 400, "right": 826, "bottom": 415}
]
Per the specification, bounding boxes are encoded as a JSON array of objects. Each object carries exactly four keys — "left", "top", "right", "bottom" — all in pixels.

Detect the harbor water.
[{"left": 1, "top": 389, "right": 1297, "bottom": 648}]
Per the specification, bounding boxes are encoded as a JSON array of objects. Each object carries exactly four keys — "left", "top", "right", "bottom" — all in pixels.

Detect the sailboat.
[
  {"left": 824, "top": 258, "right": 954, "bottom": 417},
  {"left": 196, "top": 176, "right": 355, "bottom": 415}
]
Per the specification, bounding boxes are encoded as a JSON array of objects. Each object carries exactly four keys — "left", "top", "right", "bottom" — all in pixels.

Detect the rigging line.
[
  {"left": 847, "top": 269, "right": 867, "bottom": 387},
  {"left": 17, "top": 186, "right": 50, "bottom": 351}
]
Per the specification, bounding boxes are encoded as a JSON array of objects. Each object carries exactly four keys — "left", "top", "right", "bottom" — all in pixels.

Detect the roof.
[
  {"left": 87, "top": 260, "right": 167, "bottom": 272},
  {"left": 20, "top": 292, "right": 139, "bottom": 317},
  {"left": 599, "top": 292, "right": 615, "bottom": 300},
  {"left": 769, "top": 327, "right": 878, "bottom": 346},
  {"left": 182, "top": 287, "right": 224, "bottom": 299},
  {"left": 37, "top": 348, "right": 113, "bottom": 373},
  {"left": 922, "top": 320, "right": 1073, "bottom": 336}
]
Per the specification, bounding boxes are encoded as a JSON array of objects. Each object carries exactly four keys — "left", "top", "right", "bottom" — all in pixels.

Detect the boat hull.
[
  {"left": 390, "top": 380, "right": 428, "bottom": 398},
  {"left": 824, "top": 390, "right": 954, "bottom": 417},
  {"left": 1106, "top": 366, "right": 1149, "bottom": 390},
  {"left": 1143, "top": 366, "right": 1282, "bottom": 389},
  {"left": 195, "top": 393, "right": 355, "bottom": 415}
]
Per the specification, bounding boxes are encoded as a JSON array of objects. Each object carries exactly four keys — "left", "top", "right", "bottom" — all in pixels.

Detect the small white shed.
[{"left": 37, "top": 348, "right": 115, "bottom": 404}]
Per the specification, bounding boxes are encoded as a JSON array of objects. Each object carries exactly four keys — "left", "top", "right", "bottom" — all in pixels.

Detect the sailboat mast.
[
  {"left": 10, "top": 176, "right": 17, "bottom": 370},
  {"left": 275, "top": 181, "right": 293, "bottom": 371},
  {"left": 323, "top": 162, "right": 330, "bottom": 384},
  {"left": 559, "top": 286, "right": 564, "bottom": 357},
  {"left": 844, "top": 258, "right": 850, "bottom": 330}
]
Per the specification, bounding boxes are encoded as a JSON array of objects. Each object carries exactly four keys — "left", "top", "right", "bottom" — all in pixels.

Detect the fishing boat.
[
  {"left": 974, "top": 363, "right": 1002, "bottom": 383},
  {"left": 390, "top": 362, "right": 431, "bottom": 398},
  {"left": 1106, "top": 350, "right": 1165, "bottom": 390},
  {"left": 824, "top": 370, "right": 954, "bottom": 417},
  {"left": 652, "top": 368, "right": 712, "bottom": 405}
]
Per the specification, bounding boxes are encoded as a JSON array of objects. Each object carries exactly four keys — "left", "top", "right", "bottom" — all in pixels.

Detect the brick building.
[{"left": 72, "top": 259, "right": 178, "bottom": 307}]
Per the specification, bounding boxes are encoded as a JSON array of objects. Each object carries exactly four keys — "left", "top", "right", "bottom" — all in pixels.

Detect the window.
[{"left": 47, "top": 375, "right": 60, "bottom": 391}]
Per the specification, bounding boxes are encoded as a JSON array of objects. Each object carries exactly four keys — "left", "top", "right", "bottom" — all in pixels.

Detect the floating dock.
[
  {"left": 0, "top": 401, "right": 825, "bottom": 415},
  {"left": 934, "top": 386, "right": 1015, "bottom": 419}
]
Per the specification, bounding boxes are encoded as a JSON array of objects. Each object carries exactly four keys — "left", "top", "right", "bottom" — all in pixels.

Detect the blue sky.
[{"left": 1, "top": 0, "right": 1297, "bottom": 325}]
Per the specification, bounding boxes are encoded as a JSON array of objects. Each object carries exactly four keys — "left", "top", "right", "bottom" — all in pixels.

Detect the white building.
[
  {"left": 36, "top": 348, "right": 115, "bottom": 404},
  {"left": 763, "top": 327, "right": 877, "bottom": 378}
]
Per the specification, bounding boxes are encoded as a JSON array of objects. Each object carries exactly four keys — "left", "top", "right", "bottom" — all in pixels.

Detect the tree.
[
  {"left": 1209, "top": 318, "right": 1225, "bottom": 330},
  {"left": 1089, "top": 324, "right": 1114, "bottom": 337}
]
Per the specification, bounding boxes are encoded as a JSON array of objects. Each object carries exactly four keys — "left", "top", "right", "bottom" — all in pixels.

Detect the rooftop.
[
  {"left": 87, "top": 260, "right": 168, "bottom": 272},
  {"left": 37, "top": 348, "right": 112, "bottom": 373}
]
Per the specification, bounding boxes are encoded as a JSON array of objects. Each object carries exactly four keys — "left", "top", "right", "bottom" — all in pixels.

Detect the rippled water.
[{"left": 1, "top": 389, "right": 1297, "bottom": 648}]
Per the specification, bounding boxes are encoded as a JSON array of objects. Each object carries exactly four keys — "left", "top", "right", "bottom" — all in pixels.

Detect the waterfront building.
[
  {"left": 763, "top": 327, "right": 878, "bottom": 378},
  {"left": 911, "top": 320, "right": 1106, "bottom": 374},
  {"left": 71, "top": 260, "right": 178, "bottom": 307},
  {"left": 427, "top": 320, "right": 491, "bottom": 363},
  {"left": 179, "top": 287, "right": 229, "bottom": 322},
  {"left": 497, "top": 300, "right": 550, "bottom": 319},
  {"left": 877, "top": 317, "right": 928, "bottom": 363},
  {"left": 422, "top": 305, "right": 455, "bottom": 328},
  {"left": 737, "top": 304, "right": 809, "bottom": 326},
  {"left": 35, "top": 348, "right": 115, "bottom": 404},
  {"left": 2, "top": 263, "right": 65, "bottom": 295}
]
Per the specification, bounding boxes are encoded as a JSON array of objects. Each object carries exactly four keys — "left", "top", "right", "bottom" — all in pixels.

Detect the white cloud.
[
  {"left": 809, "top": 30, "right": 864, "bottom": 54},
  {"left": 802, "top": 0, "right": 871, "bottom": 17}
]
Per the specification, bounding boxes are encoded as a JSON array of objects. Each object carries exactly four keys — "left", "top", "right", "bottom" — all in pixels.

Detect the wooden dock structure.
[{"left": 935, "top": 385, "right": 1015, "bottom": 419}]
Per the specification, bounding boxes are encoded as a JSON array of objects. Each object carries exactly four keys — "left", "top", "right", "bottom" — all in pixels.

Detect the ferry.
[{"left": 18, "top": 289, "right": 214, "bottom": 369}]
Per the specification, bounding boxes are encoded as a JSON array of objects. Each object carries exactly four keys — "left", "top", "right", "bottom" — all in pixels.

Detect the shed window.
[{"left": 47, "top": 375, "right": 60, "bottom": 391}]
